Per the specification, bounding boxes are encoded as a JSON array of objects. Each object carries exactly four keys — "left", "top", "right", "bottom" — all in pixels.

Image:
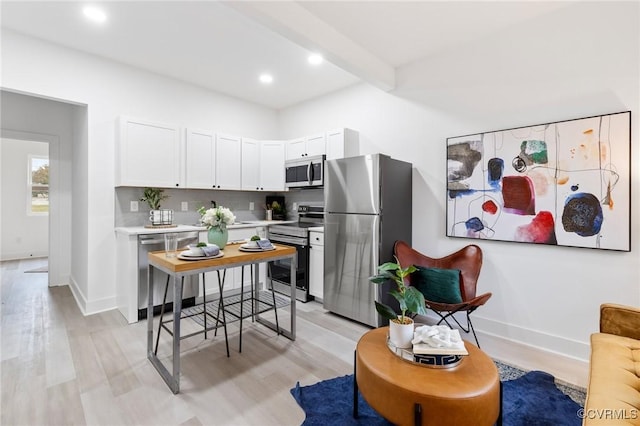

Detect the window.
[{"left": 29, "top": 155, "right": 49, "bottom": 214}]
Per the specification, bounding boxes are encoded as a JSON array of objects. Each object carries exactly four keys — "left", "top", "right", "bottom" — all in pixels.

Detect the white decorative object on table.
[{"left": 412, "top": 325, "right": 468, "bottom": 355}]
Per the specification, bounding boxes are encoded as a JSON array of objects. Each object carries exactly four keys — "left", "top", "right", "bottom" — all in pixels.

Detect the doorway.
[
  {"left": 0, "top": 138, "right": 50, "bottom": 266},
  {"left": 1, "top": 90, "right": 83, "bottom": 289},
  {"left": 0, "top": 128, "right": 60, "bottom": 287}
]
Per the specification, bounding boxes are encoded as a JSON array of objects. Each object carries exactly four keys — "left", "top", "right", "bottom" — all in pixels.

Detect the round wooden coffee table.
[{"left": 355, "top": 327, "right": 501, "bottom": 426}]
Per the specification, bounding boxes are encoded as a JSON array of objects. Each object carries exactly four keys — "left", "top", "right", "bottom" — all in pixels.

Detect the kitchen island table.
[{"left": 147, "top": 243, "right": 297, "bottom": 393}]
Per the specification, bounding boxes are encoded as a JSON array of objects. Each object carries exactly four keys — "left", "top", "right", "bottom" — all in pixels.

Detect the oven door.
[{"left": 268, "top": 233, "right": 311, "bottom": 302}]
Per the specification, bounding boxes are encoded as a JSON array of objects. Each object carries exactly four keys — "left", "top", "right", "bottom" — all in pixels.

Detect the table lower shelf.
[{"left": 158, "top": 290, "right": 290, "bottom": 340}]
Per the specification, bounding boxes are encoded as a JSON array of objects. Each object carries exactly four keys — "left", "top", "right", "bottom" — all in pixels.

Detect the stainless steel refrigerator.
[{"left": 323, "top": 154, "right": 412, "bottom": 327}]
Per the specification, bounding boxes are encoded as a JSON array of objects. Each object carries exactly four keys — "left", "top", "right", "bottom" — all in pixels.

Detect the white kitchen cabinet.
[
  {"left": 185, "top": 128, "right": 216, "bottom": 189},
  {"left": 326, "top": 128, "right": 360, "bottom": 160},
  {"left": 259, "top": 140, "right": 285, "bottom": 191},
  {"left": 286, "top": 133, "right": 326, "bottom": 160},
  {"left": 215, "top": 134, "right": 242, "bottom": 190},
  {"left": 305, "top": 133, "right": 326, "bottom": 157},
  {"left": 241, "top": 139, "right": 285, "bottom": 191},
  {"left": 309, "top": 231, "right": 324, "bottom": 300},
  {"left": 241, "top": 138, "right": 260, "bottom": 190},
  {"left": 186, "top": 131, "right": 241, "bottom": 190},
  {"left": 116, "top": 116, "right": 183, "bottom": 188},
  {"left": 286, "top": 137, "right": 306, "bottom": 160}
]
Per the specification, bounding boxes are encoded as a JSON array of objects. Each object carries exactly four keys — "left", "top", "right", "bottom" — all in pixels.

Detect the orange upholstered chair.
[{"left": 393, "top": 240, "right": 491, "bottom": 347}]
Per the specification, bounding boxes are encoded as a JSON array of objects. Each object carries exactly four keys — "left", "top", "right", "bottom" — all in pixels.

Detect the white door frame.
[{"left": 1, "top": 128, "right": 61, "bottom": 287}]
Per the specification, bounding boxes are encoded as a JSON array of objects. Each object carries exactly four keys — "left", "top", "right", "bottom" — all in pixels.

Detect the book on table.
[{"left": 412, "top": 343, "right": 469, "bottom": 356}]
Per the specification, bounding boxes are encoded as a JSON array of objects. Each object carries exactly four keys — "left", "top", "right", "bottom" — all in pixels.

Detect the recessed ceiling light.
[
  {"left": 83, "top": 6, "right": 107, "bottom": 23},
  {"left": 308, "top": 54, "right": 324, "bottom": 65},
  {"left": 259, "top": 74, "right": 274, "bottom": 84}
]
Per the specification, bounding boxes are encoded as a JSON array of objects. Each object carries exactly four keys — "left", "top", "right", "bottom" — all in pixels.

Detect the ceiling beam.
[{"left": 224, "top": 1, "right": 395, "bottom": 92}]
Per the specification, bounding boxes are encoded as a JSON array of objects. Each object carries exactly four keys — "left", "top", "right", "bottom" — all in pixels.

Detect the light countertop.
[{"left": 115, "top": 220, "right": 295, "bottom": 236}]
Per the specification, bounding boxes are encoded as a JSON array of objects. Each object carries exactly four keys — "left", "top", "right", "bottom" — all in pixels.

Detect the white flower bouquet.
[{"left": 197, "top": 206, "right": 236, "bottom": 230}]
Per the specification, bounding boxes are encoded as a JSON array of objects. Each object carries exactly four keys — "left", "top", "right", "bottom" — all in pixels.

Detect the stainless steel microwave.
[{"left": 285, "top": 154, "right": 325, "bottom": 189}]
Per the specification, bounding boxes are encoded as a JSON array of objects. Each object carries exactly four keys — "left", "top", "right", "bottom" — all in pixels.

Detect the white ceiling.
[{"left": 0, "top": 1, "right": 569, "bottom": 110}]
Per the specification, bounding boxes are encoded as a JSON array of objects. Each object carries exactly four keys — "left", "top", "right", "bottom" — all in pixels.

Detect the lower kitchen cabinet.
[{"left": 309, "top": 231, "right": 324, "bottom": 300}]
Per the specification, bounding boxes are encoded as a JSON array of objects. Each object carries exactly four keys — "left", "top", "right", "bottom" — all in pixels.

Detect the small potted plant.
[
  {"left": 271, "top": 200, "right": 287, "bottom": 220},
  {"left": 140, "top": 187, "right": 171, "bottom": 225},
  {"left": 246, "top": 234, "right": 261, "bottom": 248},
  {"left": 369, "top": 257, "right": 428, "bottom": 348}
]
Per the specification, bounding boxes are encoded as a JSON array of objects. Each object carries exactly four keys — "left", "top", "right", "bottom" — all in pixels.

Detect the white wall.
[
  {"left": 0, "top": 138, "right": 49, "bottom": 259},
  {"left": 1, "top": 29, "right": 278, "bottom": 315},
  {"left": 279, "top": 2, "right": 640, "bottom": 385}
]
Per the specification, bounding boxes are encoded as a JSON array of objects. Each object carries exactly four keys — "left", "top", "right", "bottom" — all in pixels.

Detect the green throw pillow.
[{"left": 412, "top": 266, "right": 463, "bottom": 304}]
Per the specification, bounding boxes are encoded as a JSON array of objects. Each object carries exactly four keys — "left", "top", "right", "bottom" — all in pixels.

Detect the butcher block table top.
[{"left": 148, "top": 243, "right": 296, "bottom": 274}]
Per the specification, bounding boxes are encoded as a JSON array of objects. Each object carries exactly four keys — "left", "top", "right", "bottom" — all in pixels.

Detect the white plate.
[
  {"left": 178, "top": 250, "right": 224, "bottom": 260},
  {"left": 239, "top": 245, "right": 275, "bottom": 252}
]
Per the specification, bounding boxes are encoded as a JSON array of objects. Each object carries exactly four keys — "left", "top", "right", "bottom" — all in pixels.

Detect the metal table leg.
[
  {"left": 216, "top": 270, "right": 230, "bottom": 357},
  {"left": 147, "top": 268, "right": 182, "bottom": 394},
  {"left": 239, "top": 266, "right": 245, "bottom": 353}
]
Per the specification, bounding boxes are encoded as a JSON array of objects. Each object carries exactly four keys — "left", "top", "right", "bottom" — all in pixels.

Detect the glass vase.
[{"left": 207, "top": 227, "right": 228, "bottom": 248}]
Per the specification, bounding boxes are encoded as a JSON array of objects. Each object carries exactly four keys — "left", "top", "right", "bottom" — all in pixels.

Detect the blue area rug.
[{"left": 291, "top": 371, "right": 582, "bottom": 426}]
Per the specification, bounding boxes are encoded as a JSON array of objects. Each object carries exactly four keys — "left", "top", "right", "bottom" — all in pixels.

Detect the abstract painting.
[{"left": 446, "top": 111, "right": 631, "bottom": 251}]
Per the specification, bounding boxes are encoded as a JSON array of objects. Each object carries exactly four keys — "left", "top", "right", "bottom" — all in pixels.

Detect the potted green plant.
[
  {"left": 267, "top": 200, "right": 287, "bottom": 220},
  {"left": 140, "top": 187, "right": 171, "bottom": 225},
  {"left": 369, "top": 257, "right": 428, "bottom": 348}
]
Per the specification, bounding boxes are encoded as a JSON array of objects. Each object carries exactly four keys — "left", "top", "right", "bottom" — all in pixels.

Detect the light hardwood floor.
[{"left": 1, "top": 258, "right": 370, "bottom": 426}]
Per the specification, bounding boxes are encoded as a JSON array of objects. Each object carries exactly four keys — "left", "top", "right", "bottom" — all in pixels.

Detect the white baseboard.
[
  {"left": 0, "top": 253, "right": 48, "bottom": 261},
  {"left": 68, "top": 276, "right": 87, "bottom": 316},
  {"left": 68, "top": 276, "right": 118, "bottom": 316},
  {"left": 477, "top": 331, "right": 589, "bottom": 389}
]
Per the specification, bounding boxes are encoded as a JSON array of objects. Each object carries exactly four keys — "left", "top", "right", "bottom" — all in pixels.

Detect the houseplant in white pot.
[
  {"left": 140, "top": 187, "right": 171, "bottom": 225},
  {"left": 369, "top": 257, "right": 428, "bottom": 348}
]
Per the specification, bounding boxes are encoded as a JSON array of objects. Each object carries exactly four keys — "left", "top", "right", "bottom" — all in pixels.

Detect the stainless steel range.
[{"left": 268, "top": 205, "right": 324, "bottom": 302}]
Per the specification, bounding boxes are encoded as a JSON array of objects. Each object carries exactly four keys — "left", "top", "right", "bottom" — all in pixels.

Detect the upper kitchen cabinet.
[
  {"left": 326, "top": 128, "right": 360, "bottom": 160},
  {"left": 259, "top": 141, "right": 286, "bottom": 191},
  {"left": 241, "top": 139, "right": 285, "bottom": 191},
  {"left": 185, "top": 128, "right": 216, "bottom": 189},
  {"left": 186, "top": 131, "right": 242, "bottom": 190},
  {"left": 286, "top": 137, "right": 305, "bottom": 160},
  {"left": 215, "top": 134, "right": 242, "bottom": 190},
  {"left": 116, "top": 116, "right": 183, "bottom": 188},
  {"left": 285, "top": 133, "right": 326, "bottom": 160},
  {"left": 241, "top": 138, "right": 260, "bottom": 190}
]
